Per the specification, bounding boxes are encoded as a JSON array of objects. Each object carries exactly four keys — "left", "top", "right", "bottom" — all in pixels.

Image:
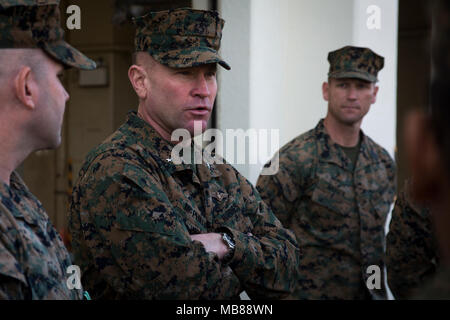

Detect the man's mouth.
[
  {"left": 342, "top": 105, "right": 360, "bottom": 110},
  {"left": 187, "top": 106, "right": 211, "bottom": 116}
]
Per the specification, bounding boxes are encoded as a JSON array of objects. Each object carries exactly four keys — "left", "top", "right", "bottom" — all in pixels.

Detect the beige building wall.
[{"left": 22, "top": 0, "right": 138, "bottom": 233}]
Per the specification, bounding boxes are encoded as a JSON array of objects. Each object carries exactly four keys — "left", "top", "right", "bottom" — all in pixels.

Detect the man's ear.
[
  {"left": 14, "top": 66, "right": 37, "bottom": 110},
  {"left": 404, "top": 110, "right": 443, "bottom": 201},
  {"left": 128, "top": 65, "right": 148, "bottom": 99},
  {"left": 371, "top": 85, "right": 379, "bottom": 104},
  {"left": 322, "top": 81, "right": 329, "bottom": 101}
]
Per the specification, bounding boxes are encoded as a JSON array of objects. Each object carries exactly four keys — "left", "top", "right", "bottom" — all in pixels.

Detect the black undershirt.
[{"left": 340, "top": 138, "right": 362, "bottom": 170}]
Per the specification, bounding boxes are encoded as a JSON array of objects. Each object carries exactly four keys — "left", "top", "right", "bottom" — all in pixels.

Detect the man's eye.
[{"left": 178, "top": 71, "right": 192, "bottom": 76}]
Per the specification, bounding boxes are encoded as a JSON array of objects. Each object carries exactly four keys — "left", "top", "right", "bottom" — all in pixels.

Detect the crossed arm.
[{"left": 70, "top": 156, "right": 300, "bottom": 299}]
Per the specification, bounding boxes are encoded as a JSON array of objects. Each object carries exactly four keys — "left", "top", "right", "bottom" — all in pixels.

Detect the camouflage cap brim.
[
  {"left": 151, "top": 46, "right": 231, "bottom": 70},
  {"left": 43, "top": 40, "right": 96, "bottom": 70},
  {"left": 329, "top": 70, "right": 378, "bottom": 83},
  {"left": 0, "top": 0, "right": 59, "bottom": 7}
]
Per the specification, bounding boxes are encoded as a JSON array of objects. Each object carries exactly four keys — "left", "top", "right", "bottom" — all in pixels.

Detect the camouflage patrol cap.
[
  {"left": 327, "top": 46, "right": 384, "bottom": 82},
  {"left": 133, "top": 7, "right": 230, "bottom": 70},
  {"left": 0, "top": 0, "right": 96, "bottom": 70}
]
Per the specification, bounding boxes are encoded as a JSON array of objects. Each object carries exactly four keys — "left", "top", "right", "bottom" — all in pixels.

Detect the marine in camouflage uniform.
[
  {"left": 0, "top": 0, "right": 95, "bottom": 299},
  {"left": 257, "top": 46, "right": 396, "bottom": 299},
  {"left": 69, "top": 8, "right": 300, "bottom": 300},
  {"left": 385, "top": 180, "right": 438, "bottom": 299}
]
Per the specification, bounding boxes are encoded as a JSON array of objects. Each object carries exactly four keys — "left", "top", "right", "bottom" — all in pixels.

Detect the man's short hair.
[{"left": 0, "top": 49, "right": 46, "bottom": 82}]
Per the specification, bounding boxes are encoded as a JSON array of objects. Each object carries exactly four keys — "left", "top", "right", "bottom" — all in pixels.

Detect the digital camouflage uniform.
[
  {"left": 0, "top": 173, "right": 83, "bottom": 299},
  {"left": 257, "top": 46, "right": 396, "bottom": 300},
  {"left": 69, "top": 8, "right": 300, "bottom": 300},
  {"left": 386, "top": 180, "right": 438, "bottom": 300},
  {"left": 70, "top": 111, "right": 300, "bottom": 300},
  {"left": 0, "top": 0, "right": 95, "bottom": 300}
]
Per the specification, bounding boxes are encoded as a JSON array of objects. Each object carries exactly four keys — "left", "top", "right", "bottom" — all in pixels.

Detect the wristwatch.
[{"left": 221, "top": 232, "right": 235, "bottom": 264}]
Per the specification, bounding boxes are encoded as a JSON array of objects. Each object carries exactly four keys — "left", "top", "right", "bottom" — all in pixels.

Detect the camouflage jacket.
[
  {"left": 69, "top": 111, "right": 300, "bottom": 300},
  {"left": 0, "top": 171, "right": 82, "bottom": 300},
  {"left": 257, "top": 119, "right": 396, "bottom": 299},
  {"left": 386, "top": 180, "right": 439, "bottom": 299}
]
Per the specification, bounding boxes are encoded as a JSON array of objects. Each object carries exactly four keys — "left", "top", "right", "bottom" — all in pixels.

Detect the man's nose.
[
  {"left": 347, "top": 86, "right": 357, "bottom": 100},
  {"left": 64, "top": 87, "right": 70, "bottom": 102},
  {"left": 192, "top": 74, "right": 210, "bottom": 97}
]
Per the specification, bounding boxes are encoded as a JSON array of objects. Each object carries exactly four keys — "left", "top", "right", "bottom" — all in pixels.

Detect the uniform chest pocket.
[
  {"left": 367, "top": 187, "right": 394, "bottom": 223},
  {"left": 209, "top": 189, "right": 254, "bottom": 233},
  {"left": 310, "top": 178, "right": 355, "bottom": 218}
]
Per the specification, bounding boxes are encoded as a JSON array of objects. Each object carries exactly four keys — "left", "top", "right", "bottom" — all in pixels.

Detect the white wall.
[
  {"left": 192, "top": 0, "right": 210, "bottom": 10},
  {"left": 217, "top": 0, "right": 398, "bottom": 186},
  {"left": 217, "top": 0, "right": 252, "bottom": 176},
  {"left": 248, "top": 0, "right": 356, "bottom": 183},
  {"left": 353, "top": 0, "right": 399, "bottom": 160}
]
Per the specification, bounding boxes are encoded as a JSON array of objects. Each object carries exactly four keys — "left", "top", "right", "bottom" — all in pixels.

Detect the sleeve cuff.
[{"left": 217, "top": 226, "right": 257, "bottom": 268}]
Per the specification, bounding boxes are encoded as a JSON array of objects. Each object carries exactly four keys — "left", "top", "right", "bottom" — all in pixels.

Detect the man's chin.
[
  {"left": 37, "top": 136, "right": 62, "bottom": 151},
  {"left": 187, "top": 120, "right": 208, "bottom": 136},
  {"left": 339, "top": 115, "right": 363, "bottom": 126}
]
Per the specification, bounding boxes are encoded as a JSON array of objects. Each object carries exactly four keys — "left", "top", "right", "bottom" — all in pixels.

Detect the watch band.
[
  {"left": 221, "top": 232, "right": 235, "bottom": 264},
  {"left": 222, "top": 232, "right": 235, "bottom": 250}
]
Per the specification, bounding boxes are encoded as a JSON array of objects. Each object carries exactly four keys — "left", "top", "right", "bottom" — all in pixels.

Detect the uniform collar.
[
  {"left": 357, "top": 131, "right": 384, "bottom": 170},
  {"left": 122, "top": 111, "right": 222, "bottom": 179},
  {"left": 0, "top": 171, "right": 40, "bottom": 225},
  {"left": 0, "top": 171, "right": 28, "bottom": 200},
  {"left": 314, "top": 118, "right": 380, "bottom": 171}
]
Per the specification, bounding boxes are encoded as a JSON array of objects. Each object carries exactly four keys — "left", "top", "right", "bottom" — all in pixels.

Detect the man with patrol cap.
[
  {"left": 0, "top": 0, "right": 96, "bottom": 299},
  {"left": 257, "top": 46, "right": 396, "bottom": 299},
  {"left": 69, "top": 8, "right": 300, "bottom": 300}
]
